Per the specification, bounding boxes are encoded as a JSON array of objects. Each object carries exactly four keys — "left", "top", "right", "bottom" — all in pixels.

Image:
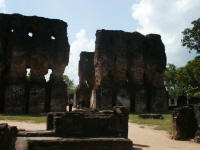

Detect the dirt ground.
[
  {"left": 129, "top": 123, "right": 200, "bottom": 150},
  {"left": 0, "top": 120, "right": 200, "bottom": 150},
  {"left": 0, "top": 120, "right": 46, "bottom": 131}
]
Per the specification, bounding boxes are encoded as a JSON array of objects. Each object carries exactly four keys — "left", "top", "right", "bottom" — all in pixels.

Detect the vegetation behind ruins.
[
  {"left": 164, "top": 17, "right": 200, "bottom": 100},
  {"left": 63, "top": 75, "right": 77, "bottom": 95}
]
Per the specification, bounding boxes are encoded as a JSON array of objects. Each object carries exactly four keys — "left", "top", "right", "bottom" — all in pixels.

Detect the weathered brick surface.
[
  {"left": 0, "top": 123, "right": 17, "bottom": 150},
  {"left": 47, "top": 106, "right": 129, "bottom": 138},
  {"left": 172, "top": 105, "right": 200, "bottom": 141},
  {"left": 16, "top": 137, "right": 133, "bottom": 150},
  {"left": 91, "top": 30, "right": 168, "bottom": 112},
  {"left": 75, "top": 52, "right": 94, "bottom": 108},
  {"left": 0, "top": 13, "right": 70, "bottom": 113}
]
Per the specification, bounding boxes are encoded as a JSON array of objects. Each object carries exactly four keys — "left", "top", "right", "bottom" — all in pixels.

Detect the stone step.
[{"left": 16, "top": 137, "right": 133, "bottom": 150}]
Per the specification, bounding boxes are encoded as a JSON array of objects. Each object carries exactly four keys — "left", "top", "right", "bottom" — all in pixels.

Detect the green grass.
[
  {"left": 0, "top": 114, "right": 46, "bottom": 123},
  {"left": 129, "top": 113, "right": 172, "bottom": 134}
]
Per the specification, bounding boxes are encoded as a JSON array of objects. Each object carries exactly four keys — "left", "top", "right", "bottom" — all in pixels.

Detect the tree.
[
  {"left": 63, "top": 75, "right": 77, "bottom": 95},
  {"left": 164, "top": 64, "right": 184, "bottom": 98},
  {"left": 176, "top": 56, "right": 200, "bottom": 97},
  {"left": 182, "top": 18, "right": 200, "bottom": 53}
]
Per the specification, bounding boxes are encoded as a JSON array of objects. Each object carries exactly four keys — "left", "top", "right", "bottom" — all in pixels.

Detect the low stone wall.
[
  {"left": 172, "top": 104, "right": 200, "bottom": 142},
  {"left": 0, "top": 123, "right": 18, "bottom": 150},
  {"left": 17, "top": 106, "right": 133, "bottom": 150},
  {"left": 16, "top": 137, "right": 133, "bottom": 150},
  {"left": 47, "top": 106, "right": 129, "bottom": 138}
]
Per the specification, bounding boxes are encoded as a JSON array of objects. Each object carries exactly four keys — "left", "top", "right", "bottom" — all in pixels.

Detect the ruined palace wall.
[
  {"left": 0, "top": 13, "right": 70, "bottom": 113},
  {"left": 91, "top": 30, "right": 168, "bottom": 112},
  {"left": 76, "top": 52, "right": 94, "bottom": 108}
]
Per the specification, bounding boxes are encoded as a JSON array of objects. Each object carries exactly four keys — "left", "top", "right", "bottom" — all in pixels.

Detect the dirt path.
[
  {"left": 0, "top": 120, "right": 46, "bottom": 130},
  {"left": 129, "top": 123, "right": 200, "bottom": 150},
  {"left": 1, "top": 120, "right": 200, "bottom": 149}
]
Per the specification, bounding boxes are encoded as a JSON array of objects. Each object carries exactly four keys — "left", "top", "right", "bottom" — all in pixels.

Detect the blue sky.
[
  {"left": 1, "top": 0, "right": 199, "bottom": 84},
  {"left": 5, "top": 0, "right": 137, "bottom": 42}
]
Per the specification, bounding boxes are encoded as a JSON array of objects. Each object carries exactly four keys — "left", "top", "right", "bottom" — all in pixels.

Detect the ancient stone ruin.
[
  {"left": 0, "top": 13, "right": 134, "bottom": 150},
  {"left": 16, "top": 107, "right": 133, "bottom": 150},
  {"left": 0, "top": 13, "right": 70, "bottom": 113},
  {"left": 0, "top": 123, "right": 18, "bottom": 150},
  {"left": 75, "top": 51, "right": 94, "bottom": 108},
  {"left": 172, "top": 104, "right": 200, "bottom": 142},
  {"left": 90, "top": 30, "right": 168, "bottom": 113}
]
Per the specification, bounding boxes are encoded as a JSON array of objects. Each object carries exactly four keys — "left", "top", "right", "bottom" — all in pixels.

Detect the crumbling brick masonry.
[
  {"left": 90, "top": 30, "right": 168, "bottom": 113},
  {"left": 0, "top": 13, "right": 70, "bottom": 113}
]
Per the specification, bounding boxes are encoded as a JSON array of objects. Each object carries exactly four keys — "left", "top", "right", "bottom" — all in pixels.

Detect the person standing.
[{"left": 69, "top": 97, "right": 73, "bottom": 112}]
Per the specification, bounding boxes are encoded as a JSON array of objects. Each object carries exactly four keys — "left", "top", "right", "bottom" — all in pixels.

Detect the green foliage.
[
  {"left": 176, "top": 57, "right": 200, "bottom": 96},
  {"left": 164, "top": 64, "right": 184, "bottom": 98},
  {"left": 182, "top": 18, "right": 200, "bottom": 53},
  {"left": 63, "top": 75, "right": 77, "bottom": 95},
  {"left": 164, "top": 57, "right": 200, "bottom": 98},
  {"left": 0, "top": 114, "right": 46, "bottom": 123}
]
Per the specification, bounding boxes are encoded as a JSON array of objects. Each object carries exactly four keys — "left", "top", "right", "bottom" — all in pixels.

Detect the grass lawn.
[
  {"left": 129, "top": 113, "right": 172, "bottom": 134},
  {"left": 0, "top": 114, "right": 46, "bottom": 123}
]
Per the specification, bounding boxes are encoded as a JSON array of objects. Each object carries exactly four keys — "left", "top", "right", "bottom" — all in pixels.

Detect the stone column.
[
  {"left": 28, "top": 61, "right": 48, "bottom": 113},
  {"left": 49, "top": 79, "right": 67, "bottom": 112},
  {"left": 49, "top": 64, "right": 67, "bottom": 112}
]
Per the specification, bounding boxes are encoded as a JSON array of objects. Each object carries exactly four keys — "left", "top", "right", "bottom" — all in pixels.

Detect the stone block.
[
  {"left": 47, "top": 107, "right": 129, "bottom": 138},
  {"left": 0, "top": 123, "right": 17, "bottom": 150},
  {"left": 16, "top": 137, "right": 133, "bottom": 150}
]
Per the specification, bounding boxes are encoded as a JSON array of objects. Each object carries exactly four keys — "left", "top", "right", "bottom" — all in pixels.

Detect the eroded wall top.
[{"left": 0, "top": 13, "right": 70, "bottom": 82}]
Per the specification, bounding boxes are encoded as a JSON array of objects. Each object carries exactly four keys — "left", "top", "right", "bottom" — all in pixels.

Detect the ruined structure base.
[{"left": 16, "top": 137, "right": 133, "bottom": 150}]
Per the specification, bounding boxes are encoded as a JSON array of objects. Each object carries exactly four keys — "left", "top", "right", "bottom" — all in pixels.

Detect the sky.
[{"left": 0, "top": 0, "right": 199, "bottom": 84}]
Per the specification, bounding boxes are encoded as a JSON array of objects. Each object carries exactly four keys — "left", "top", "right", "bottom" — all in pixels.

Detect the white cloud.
[
  {"left": 64, "top": 29, "right": 95, "bottom": 85},
  {"left": 0, "top": 0, "right": 5, "bottom": 13},
  {"left": 132, "top": 0, "right": 200, "bottom": 66}
]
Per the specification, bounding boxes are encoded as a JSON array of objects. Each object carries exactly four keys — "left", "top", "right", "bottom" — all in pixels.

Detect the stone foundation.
[
  {"left": 16, "top": 137, "right": 133, "bottom": 150},
  {"left": 47, "top": 106, "right": 129, "bottom": 138},
  {"left": 16, "top": 107, "right": 133, "bottom": 149}
]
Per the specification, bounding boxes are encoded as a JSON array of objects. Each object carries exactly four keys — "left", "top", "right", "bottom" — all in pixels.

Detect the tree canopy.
[
  {"left": 63, "top": 75, "right": 77, "bottom": 95},
  {"left": 164, "top": 64, "right": 184, "bottom": 98},
  {"left": 176, "top": 56, "right": 200, "bottom": 96},
  {"left": 182, "top": 18, "right": 200, "bottom": 53},
  {"left": 164, "top": 57, "right": 200, "bottom": 98}
]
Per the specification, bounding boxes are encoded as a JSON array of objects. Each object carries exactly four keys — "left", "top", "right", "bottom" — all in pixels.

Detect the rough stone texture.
[
  {"left": 16, "top": 106, "right": 133, "bottom": 150},
  {"left": 91, "top": 30, "right": 168, "bottom": 112},
  {"left": 48, "top": 79, "right": 67, "bottom": 112},
  {"left": 75, "top": 52, "right": 94, "bottom": 108},
  {"left": 189, "top": 96, "right": 200, "bottom": 105},
  {"left": 0, "top": 13, "right": 70, "bottom": 113},
  {"left": 47, "top": 106, "right": 129, "bottom": 138},
  {"left": 4, "top": 83, "right": 27, "bottom": 113},
  {"left": 194, "top": 104, "right": 200, "bottom": 143},
  {"left": 0, "top": 123, "right": 18, "bottom": 150},
  {"left": 172, "top": 105, "right": 200, "bottom": 141},
  {"left": 16, "top": 137, "right": 133, "bottom": 150}
]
